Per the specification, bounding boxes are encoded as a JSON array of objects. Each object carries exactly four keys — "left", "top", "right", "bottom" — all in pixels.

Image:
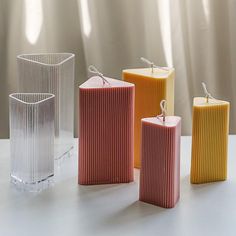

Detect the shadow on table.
[
  {"left": 181, "top": 174, "right": 227, "bottom": 198},
  {"left": 77, "top": 180, "right": 170, "bottom": 226},
  {"left": 100, "top": 200, "right": 167, "bottom": 229},
  {"left": 77, "top": 181, "right": 138, "bottom": 202}
]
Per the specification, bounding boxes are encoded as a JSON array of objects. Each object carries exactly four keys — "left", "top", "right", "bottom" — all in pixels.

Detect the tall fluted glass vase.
[{"left": 17, "top": 53, "right": 75, "bottom": 160}]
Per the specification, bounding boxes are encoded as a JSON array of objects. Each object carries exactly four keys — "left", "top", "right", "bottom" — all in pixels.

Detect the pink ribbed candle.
[
  {"left": 79, "top": 76, "right": 134, "bottom": 185},
  {"left": 139, "top": 116, "right": 181, "bottom": 208}
]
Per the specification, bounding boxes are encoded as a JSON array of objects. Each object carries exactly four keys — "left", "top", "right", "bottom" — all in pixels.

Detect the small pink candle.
[
  {"left": 139, "top": 115, "right": 181, "bottom": 208},
  {"left": 79, "top": 75, "right": 134, "bottom": 185}
]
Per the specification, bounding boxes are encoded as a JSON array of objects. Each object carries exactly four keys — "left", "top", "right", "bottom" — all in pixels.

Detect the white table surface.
[{"left": 1, "top": 136, "right": 236, "bottom": 236}]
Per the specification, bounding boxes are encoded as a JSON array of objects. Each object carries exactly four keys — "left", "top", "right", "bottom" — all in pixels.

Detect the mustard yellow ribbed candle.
[
  {"left": 122, "top": 63, "right": 174, "bottom": 168},
  {"left": 191, "top": 97, "right": 230, "bottom": 184}
]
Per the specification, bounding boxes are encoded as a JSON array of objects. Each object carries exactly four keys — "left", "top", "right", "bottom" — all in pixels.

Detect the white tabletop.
[{"left": 0, "top": 137, "right": 236, "bottom": 236}]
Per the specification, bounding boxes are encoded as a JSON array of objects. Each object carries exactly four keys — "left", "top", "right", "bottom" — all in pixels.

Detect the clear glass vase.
[
  {"left": 9, "top": 93, "right": 55, "bottom": 191},
  {"left": 17, "top": 53, "right": 75, "bottom": 160}
]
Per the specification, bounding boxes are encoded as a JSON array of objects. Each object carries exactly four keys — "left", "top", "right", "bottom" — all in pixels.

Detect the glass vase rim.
[
  {"left": 9, "top": 93, "right": 55, "bottom": 105},
  {"left": 17, "top": 53, "right": 75, "bottom": 66}
]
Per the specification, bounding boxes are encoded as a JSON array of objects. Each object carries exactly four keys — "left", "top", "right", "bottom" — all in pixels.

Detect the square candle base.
[{"left": 10, "top": 174, "right": 54, "bottom": 192}]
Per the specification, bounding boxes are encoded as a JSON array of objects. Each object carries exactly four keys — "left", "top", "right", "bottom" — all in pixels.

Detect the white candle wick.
[
  {"left": 201, "top": 82, "right": 215, "bottom": 103},
  {"left": 140, "top": 57, "right": 169, "bottom": 72},
  {"left": 157, "top": 99, "right": 167, "bottom": 123},
  {"left": 88, "top": 65, "right": 110, "bottom": 86}
]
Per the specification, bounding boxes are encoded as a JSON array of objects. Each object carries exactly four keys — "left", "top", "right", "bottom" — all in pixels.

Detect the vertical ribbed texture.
[
  {"left": 17, "top": 53, "right": 75, "bottom": 159},
  {"left": 191, "top": 98, "right": 230, "bottom": 184},
  {"left": 139, "top": 117, "right": 181, "bottom": 208},
  {"left": 79, "top": 78, "right": 134, "bottom": 185},
  {"left": 9, "top": 93, "right": 55, "bottom": 191},
  {"left": 123, "top": 68, "right": 174, "bottom": 168}
]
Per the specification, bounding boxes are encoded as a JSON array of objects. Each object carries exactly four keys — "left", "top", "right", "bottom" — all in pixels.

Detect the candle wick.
[
  {"left": 201, "top": 82, "right": 215, "bottom": 103},
  {"left": 88, "top": 65, "right": 111, "bottom": 86},
  {"left": 157, "top": 99, "right": 167, "bottom": 123},
  {"left": 140, "top": 57, "right": 169, "bottom": 72}
]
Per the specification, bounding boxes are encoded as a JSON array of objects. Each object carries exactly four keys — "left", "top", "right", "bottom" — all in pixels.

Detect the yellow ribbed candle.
[
  {"left": 122, "top": 68, "right": 175, "bottom": 168},
  {"left": 191, "top": 97, "right": 230, "bottom": 184}
]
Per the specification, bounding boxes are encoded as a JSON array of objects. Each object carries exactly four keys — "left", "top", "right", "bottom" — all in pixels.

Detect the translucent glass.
[
  {"left": 9, "top": 93, "right": 55, "bottom": 191},
  {"left": 17, "top": 53, "right": 75, "bottom": 160}
]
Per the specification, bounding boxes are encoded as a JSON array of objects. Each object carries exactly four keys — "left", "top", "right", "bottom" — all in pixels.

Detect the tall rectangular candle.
[
  {"left": 123, "top": 68, "right": 174, "bottom": 168},
  {"left": 139, "top": 116, "right": 181, "bottom": 208},
  {"left": 79, "top": 76, "right": 134, "bottom": 185},
  {"left": 191, "top": 97, "right": 230, "bottom": 184}
]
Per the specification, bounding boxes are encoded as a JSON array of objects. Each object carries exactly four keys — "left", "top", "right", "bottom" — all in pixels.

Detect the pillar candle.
[
  {"left": 79, "top": 75, "right": 134, "bottom": 185},
  {"left": 139, "top": 116, "right": 181, "bottom": 208},
  {"left": 191, "top": 97, "right": 230, "bottom": 184},
  {"left": 123, "top": 67, "right": 174, "bottom": 168}
]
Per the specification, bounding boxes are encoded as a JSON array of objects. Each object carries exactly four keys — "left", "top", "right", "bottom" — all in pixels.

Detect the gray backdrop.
[{"left": 1, "top": 0, "right": 236, "bottom": 138}]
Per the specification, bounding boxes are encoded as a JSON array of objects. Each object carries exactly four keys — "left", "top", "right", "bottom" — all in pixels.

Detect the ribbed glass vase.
[
  {"left": 17, "top": 53, "right": 75, "bottom": 160},
  {"left": 9, "top": 93, "right": 55, "bottom": 192}
]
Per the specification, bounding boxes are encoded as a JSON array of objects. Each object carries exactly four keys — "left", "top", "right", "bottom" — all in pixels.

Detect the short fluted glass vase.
[
  {"left": 9, "top": 93, "right": 55, "bottom": 192},
  {"left": 17, "top": 53, "right": 75, "bottom": 160}
]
